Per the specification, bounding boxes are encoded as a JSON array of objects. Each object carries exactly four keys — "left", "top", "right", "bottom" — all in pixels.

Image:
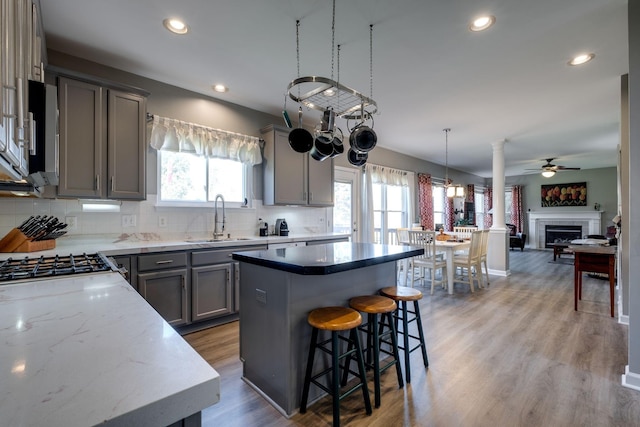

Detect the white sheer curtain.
[
  {"left": 361, "top": 164, "right": 414, "bottom": 244},
  {"left": 149, "top": 115, "right": 262, "bottom": 165}
]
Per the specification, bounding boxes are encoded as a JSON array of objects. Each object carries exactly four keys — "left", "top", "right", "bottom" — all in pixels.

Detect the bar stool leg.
[
  {"left": 413, "top": 300, "right": 429, "bottom": 368},
  {"left": 401, "top": 300, "right": 412, "bottom": 383},
  {"left": 352, "top": 328, "right": 373, "bottom": 416},
  {"left": 331, "top": 331, "right": 340, "bottom": 427},
  {"left": 385, "top": 311, "right": 405, "bottom": 388},
  {"left": 300, "top": 327, "right": 319, "bottom": 413},
  {"left": 371, "top": 313, "right": 382, "bottom": 408}
]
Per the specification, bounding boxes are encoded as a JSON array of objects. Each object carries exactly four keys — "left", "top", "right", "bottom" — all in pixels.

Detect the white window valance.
[
  {"left": 149, "top": 115, "right": 262, "bottom": 165},
  {"left": 366, "top": 163, "right": 410, "bottom": 186}
]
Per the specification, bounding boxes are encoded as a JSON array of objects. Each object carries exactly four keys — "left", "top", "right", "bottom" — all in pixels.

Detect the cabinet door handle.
[
  {"left": 181, "top": 276, "right": 186, "bottom": 291},
  {"left": 155, "top": 260, "right": 174, "bottom": 265},
  {"left": 95, "top": 175, "right": 100, "bottom": 191},
  {"left": 309, "top": 192, "right": 313, "bottom": 201},
  {"left": 29, "top": 113, "right": 36, "bottom": 155},
  {"left": 111, "top": 176, "right": 115, "bottom": 192},
  {"left": 16, "top": 78, "right": 24, "bottom": 129}
]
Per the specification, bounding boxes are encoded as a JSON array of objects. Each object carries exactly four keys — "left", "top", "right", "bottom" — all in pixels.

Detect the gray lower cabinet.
[
  {"left": 132, "top": 245, "right": 264, "bottom": 328},
  {"left": 137, "top": 252, "right": 188, "bottom": 327},
  {"left": 191, "top": 263, "right": 233, "bottom": 321}
]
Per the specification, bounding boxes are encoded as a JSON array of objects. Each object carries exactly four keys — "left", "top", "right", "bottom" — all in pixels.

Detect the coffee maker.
[{"left": 275, "top": 218, "right": 289, "bottom": 236}]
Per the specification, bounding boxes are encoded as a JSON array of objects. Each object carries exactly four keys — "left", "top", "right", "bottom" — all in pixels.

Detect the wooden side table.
[
  {"left": 550, "top": 242, "right": 572, "bottom": 261},
  {"left": 571, "top": 245, "right": 616, "bottom": 317}
]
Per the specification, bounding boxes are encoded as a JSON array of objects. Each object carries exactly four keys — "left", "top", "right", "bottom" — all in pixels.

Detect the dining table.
[{"left": 435, "top": 239, "right": 471, "bottom": 294}]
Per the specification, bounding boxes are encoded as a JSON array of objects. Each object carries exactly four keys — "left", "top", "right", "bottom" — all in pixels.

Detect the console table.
[{"left": 571, "top": 245, "right": 616, "bottom": 317}]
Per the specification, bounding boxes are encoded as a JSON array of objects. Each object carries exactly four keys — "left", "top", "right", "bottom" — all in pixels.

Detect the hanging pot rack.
[{"left": 287, "top": 76, "right": 377, "bottom": 120}]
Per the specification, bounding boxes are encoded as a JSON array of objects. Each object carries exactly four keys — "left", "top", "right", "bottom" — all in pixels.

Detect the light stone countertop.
[
  {"left": 0, "top": 272, "right": 220, "bottom": 427},
  {"left": 0, "top": 232, "right": 351, "bottom": 260}
]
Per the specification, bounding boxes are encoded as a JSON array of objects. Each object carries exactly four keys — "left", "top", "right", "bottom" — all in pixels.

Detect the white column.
[
  {"left": 491, "top": 139, "right": 506, "bottom": 229},
  {"left": 487, "top": 139, "right": 509, "bottom": 276}
]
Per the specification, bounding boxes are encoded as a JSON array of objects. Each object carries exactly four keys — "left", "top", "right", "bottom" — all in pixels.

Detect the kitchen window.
[
  {"left": 149, "top": 115, "right": 262, "bottom": 207},
  {"left": 157, "top": 151, "right": 250, "bottom": 206},
  {"left": 367, "top": 164, "right": 414, "bottom": 244}
]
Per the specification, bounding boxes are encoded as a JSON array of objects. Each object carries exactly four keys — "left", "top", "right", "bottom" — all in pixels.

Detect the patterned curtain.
[
  {"left": 484, "top": 186, "right": 493, "bottom": 228},
  {"left": 445, "top": 197, "right": 455, "bottom": 231},
  {"left": 511, "top": 185, "right": 524, "bottom": 232},
  {"left": 418, "top": 174, "right": 434, "bottom": 230},
  {"left": 466, "top": 184, "right": 475, "bottom": 224},
  {"left": 466, "top": 184, "right": 475, "bottom": 202}
]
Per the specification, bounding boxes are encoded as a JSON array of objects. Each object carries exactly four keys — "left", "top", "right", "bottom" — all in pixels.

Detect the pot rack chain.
[
  {"left": 331, "top": 0, "right": 336, "bottom": 82},
  {"left": 287, "top": 5, "right": 378, "bottom": 120}
]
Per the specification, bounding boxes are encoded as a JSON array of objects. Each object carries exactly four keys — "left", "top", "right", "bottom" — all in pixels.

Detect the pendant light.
[{"left": 443, "top": 128, "right": 465, "bottom": 198}]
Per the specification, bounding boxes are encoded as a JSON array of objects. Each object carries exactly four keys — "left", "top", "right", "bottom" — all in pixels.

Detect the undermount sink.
[{"left": 185, "top": 237, "right": 253, "bottom": 243}]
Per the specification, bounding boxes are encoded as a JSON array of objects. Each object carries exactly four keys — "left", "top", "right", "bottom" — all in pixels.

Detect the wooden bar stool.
[
  {"left": 379, "top": 286, "right": 428, "bottom": 383},
  {"left": 347, "top": 295, "right": 404, "bottom": 408},
  {"left": 300, "top": 306, "right": 372, "bottom": 427}
]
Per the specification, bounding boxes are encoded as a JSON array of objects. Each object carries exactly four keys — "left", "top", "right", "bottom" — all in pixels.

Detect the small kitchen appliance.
[{"left": 275, "top": 219, "right": 289, "bottom": 236}]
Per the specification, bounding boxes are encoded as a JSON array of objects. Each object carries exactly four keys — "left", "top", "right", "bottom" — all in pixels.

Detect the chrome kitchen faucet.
[{"left": 213, "top": 194, "right": 226, "bottom": 239}]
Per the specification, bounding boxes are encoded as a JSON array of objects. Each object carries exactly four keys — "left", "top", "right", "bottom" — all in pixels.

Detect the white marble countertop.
[
  {"left": 0, "top": 232, "right": 351, "bottom": 260},
  {"left": 0, "top": 272, "right": 220, "bottom": 426}
]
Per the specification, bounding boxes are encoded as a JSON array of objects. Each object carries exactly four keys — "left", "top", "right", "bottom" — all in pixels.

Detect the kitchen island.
[
  {"left": 232, "top": 242, "right": 423, "bottom": 416},
  {"left": 0, "top": 272, "right": 220, "bottom": 427}
]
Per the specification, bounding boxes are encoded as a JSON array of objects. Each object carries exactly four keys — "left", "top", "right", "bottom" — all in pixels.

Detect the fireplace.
[
  {"left": 544, "top": 225, "right": 582, "bottom": 248},
  {"left": 527, "top": 211, "right": 603, "bottom": 249}
]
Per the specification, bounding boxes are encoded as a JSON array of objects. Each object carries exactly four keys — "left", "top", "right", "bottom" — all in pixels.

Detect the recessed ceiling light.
[
  {"left": 212, "top": 84, "right": 228, "bottom": 93},
  {"left": 163, "top": 18, "right": 189, "bottom": 35},
  {"left": 568, "top": 53, "right": 595, "bottom": 66},
  {"left": 469, "top": 15, "right": 496, "bottom": 32},
  {"left": 323, "top": 88, "right": 336, "bottom": 96}
]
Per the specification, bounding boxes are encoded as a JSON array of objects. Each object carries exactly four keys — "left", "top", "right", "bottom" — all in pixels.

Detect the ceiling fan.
[{"left": 527, "top": 158, "right": 581, "bottom": 177}]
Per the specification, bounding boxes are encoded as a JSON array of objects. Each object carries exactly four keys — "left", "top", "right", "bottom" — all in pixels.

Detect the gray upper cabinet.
[
  {"left": 57, "top": 76, "right": 146, "bottom": 200},
  {"left": 261, "top": 124, "right": 334, "bottom": 207}
]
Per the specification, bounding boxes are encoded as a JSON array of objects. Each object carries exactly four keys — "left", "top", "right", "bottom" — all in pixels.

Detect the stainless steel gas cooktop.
[{"left": 0, "top": 253, "right": 117, "bottom": 283}]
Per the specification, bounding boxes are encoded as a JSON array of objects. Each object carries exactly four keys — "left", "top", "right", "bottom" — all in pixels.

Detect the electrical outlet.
[
  {"left": 121, "top": 214, "right": 136, "bottom": 228},
  {"left": 256, "top": 289, "right": 267, "bottom": 304},
  {"left": 158, "top": 216, "right": 167, "bottom": 227},
  {"left": 65, "top": 216, "right": 77, "bottom": 230}
]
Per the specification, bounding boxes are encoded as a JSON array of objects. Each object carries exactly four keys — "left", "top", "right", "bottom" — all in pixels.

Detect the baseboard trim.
[
  {"left": 622, "top": 365, "right": 640, "bottom": 392},
  {"left": 488, "top": 268, "right": 510, "bottom": 277}
]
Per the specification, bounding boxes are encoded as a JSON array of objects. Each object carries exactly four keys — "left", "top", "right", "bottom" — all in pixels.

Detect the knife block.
[{"left": 0, "top": 228, "right": 56, "bottom": 253}]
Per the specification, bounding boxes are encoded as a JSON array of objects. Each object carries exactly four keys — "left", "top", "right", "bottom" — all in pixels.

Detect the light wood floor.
[{"left": 184, "top": 249, "right": 640, "bottom": 427}]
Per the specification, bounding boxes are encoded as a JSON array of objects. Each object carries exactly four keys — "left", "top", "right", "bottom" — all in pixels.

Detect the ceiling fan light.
[{"left": 542, "top": 170, "right": 556, "bottom": 178}]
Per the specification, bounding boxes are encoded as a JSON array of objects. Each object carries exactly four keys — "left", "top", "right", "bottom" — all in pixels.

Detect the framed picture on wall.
[{"left": 541, "top": 182, "right": 587, "bottom": 207}]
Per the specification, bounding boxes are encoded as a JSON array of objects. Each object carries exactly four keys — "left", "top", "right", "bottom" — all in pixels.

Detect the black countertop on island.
[{"left": 231, "top": 242, "right": 423, "bottom": 275}]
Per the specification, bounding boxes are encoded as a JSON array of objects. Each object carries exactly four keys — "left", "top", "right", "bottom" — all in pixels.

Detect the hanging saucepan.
[
  {"left": 310, "top": 128, "right": 334, "bottom": 162},
  {"left": 347, "top": 148, "right": 368, "bottom": 166},
  {"left": 288, "top": 107, "right": 313, "bottom": 153},
  {"left": 329, "top": 127, "right": 344, "bottom": 158},
  {"left": 349, "top": 123, "right": 377, "bottom": 153}
]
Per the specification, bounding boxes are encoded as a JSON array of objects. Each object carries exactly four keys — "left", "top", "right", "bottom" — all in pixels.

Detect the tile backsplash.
[{"left": 0, "top": 194, "right": 331, "bottom": 239}]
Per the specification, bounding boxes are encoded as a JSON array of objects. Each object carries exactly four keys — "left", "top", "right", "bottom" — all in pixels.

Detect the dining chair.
[
  {"left": 452, "top": 226, "right": 478, "bottom": 240},
  {"left": 452, "top": 230, "right": 483, "bottom": 292},
  {"left": 408, "top": 230, "right": 447, "bottom": 294},
  {"left": 478, "top": 229, "right": 490, "bottom": 287},
  {"left": 395, "top": 228, "right": 412, "bottom": 286}
]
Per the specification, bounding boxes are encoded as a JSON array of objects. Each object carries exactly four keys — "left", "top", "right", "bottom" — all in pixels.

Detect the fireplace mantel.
[{"left": 527, "top": 211, "right": 603, "bottom": 249}]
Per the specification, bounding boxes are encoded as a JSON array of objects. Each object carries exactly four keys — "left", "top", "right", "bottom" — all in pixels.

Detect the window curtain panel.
[
  {"left": 360, "top": 165, "right": 375, "bottom": 243},
  {"left": 149, "top": 115, "right": 263, "bottom": 165},
  {"left": 466, "top": 184, "right": 474, "bottom": 202},
  {"left": 445, "top": 197, "right": 454, "bottom": 231},
  {"left": 484, "top": 186, "right": 493, "bottom": 228},
  {"left": 418, "top": 173, "right": 433, "bottom": 230},
  {"left": 511, "top": 185, "right": 524, "bottom": 232}
]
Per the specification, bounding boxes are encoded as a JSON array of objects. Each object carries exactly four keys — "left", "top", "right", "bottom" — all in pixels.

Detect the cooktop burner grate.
[{"left": 0, "top": 253, "right": 115, "bottom": 282}]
